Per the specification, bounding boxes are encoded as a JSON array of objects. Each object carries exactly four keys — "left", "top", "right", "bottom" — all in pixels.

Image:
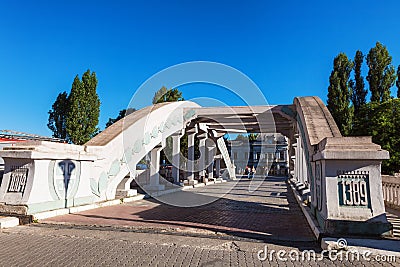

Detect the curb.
[{"left": 33, "top": 194, "right": 146, "bottom": 221}]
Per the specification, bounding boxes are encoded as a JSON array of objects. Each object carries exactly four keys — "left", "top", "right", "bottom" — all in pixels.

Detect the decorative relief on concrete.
[
  {"left": 108, "top": 160, "right": 120, "bottom": 176},
  {"left": 51, "top": 160, "right": 81, "bottom": 200},
  {"left": 7, "top": 165, "right": 29, "bottom": 193},
  {"left": 184, "top": 109, "right": 196, "bottom": 120},
  {"left": 130, "top": 110, "right": 196, "bottom": 155},
  {"left": 337, "top": 170, "right": 370, "bottom": 207}
]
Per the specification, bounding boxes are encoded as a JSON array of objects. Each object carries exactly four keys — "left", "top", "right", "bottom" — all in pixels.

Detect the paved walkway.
[
  {"left": 43, "top": 177, "right": 315, "bottom": 243},
  {"left": 0, "top": 177, "right": 397, "bottom": 266}
]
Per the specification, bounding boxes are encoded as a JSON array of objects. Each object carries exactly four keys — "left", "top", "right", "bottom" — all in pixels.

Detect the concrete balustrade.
[{"left": 382, "top": 175, "right": 400, "bottom": 209}]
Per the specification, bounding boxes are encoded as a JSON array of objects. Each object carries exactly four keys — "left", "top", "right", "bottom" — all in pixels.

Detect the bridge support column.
[
  {"left": 215, "top": 158, "right": 221, "bottom": 178},
  {"left": 206, "top": 140, "right": 216, "bottom": 179},
  {"left": 144, "top": 145, "right": 165, "bottom": 191},
  {"left": 171, "top": 133, "right": 181, "bottom": 184},
  {"left": 198, "top": 134, "right": 208, "bottom": 183},
  {"left": 313, "top": 137, "right": 392, "bottom": 236},
  {"left": 186, "top": 129, "right": 197, "bottom": 185}
]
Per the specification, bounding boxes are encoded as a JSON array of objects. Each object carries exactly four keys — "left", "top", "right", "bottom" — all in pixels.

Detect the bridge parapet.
[
  {"left": 312, "top": 136, "right": 391, "bottom": 235},
  {"left": 293, "top": 97, "right": 392, "bottom": 236}
]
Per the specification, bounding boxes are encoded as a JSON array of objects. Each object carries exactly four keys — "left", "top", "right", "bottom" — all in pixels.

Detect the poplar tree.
[
  {"left": 350, "top": 50, "right": 367, "bottom": 116},
  {"left": 66, "top": 70, "right": 100, "bottom": 145},
  {"left": 327, "top": 53, "right": 353, "bottom": 136},
  {"left": 47, "top": 91, "right": 69, "bottom": 139},
  {"left": 366, "top": 42, "right": 396, "bottom": 102}
]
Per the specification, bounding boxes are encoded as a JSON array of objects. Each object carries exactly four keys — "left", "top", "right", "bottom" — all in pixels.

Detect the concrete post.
[
  {"left": 312, "top": 136, "right": 391, "bottom": 236},
  {"left": 198, "top": 134, "right": 208, "bottom": 182},
  {"left": 215, "top": 158, "right": 221, "bottom": 178},
  {"left": 144, "top": 145, "right": 165, "bottom": 191},
  {"left": 171, "top": 133, "right": 181, "bottom": 184},
  {"left": 186, "top": 129, "right": 197, "bottom": 185},
  {"left": 206, "top": 139, "right": 216, "bottom": 179}
]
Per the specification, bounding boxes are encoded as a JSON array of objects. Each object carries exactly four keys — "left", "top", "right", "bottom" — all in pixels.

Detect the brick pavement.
[
  {"left": 0, "top": 222, "right": 397, "bottom": 266},
  {"left": 43, "top": 177, "right": 315, "bottom": 243}
]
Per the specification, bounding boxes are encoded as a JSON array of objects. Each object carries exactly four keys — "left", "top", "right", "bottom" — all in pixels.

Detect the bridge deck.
[{"left": 42, "top": 177, "right": 316, "bottom": 242}]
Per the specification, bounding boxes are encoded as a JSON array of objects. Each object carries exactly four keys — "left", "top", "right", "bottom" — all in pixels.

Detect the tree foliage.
[
  {"left": 47, "top": 91, "right": 69, "bottom": 139},
  {"left": 65, "top": 70, "right": 101, "bottom": 145},
  {"left": 327, "top": 53, "right": 354, "bottom": 136},
  {"left": 366, "top": 42, "right": 396, "bottom": 103},
  {"left": 105, "top": 108, "right": 136, "bottom": 128},
  {"left": 234, "top": 134, "right": 258, "bottom": 142},
  {"left": 353, "top": 99, "right": 400, "bottom": 174},
  {"left": 350, "top": 50, "right": 367, "bottom": 117},
  {"left": 152, "top": 86, "right": 184, "bottom": 104}
]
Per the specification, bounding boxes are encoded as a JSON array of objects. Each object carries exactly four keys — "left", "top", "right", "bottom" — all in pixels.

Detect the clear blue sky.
[{"left": 1, "top": 0, "right": 399, "bottom": 136}]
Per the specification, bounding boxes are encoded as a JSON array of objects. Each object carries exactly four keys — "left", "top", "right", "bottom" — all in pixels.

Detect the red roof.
[{"left": 0, "top": 138, "right": 25, "bottom": 143}]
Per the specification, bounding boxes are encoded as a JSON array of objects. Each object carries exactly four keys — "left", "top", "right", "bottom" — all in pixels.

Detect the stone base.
[
  {"left": 316, "top": 210, "right": 393, "bottom": 237},
  {"left": 0, "top": 203, "right": 28, "bottom": 215},
  {"left": 116, "top": 189, "right": 138, "bottom": 197},
  {"left": 143, "top": 184, "right": 165, "bottom": 191}
]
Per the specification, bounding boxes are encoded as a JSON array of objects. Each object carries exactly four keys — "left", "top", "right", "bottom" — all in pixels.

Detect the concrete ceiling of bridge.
[{"left": 187, "top": 105, "right": 295, "bottom": 137}]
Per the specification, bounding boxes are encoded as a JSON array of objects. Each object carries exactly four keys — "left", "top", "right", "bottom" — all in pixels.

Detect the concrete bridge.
[{"left": 0, "top": 96, "right": 392, "bottom": 236}]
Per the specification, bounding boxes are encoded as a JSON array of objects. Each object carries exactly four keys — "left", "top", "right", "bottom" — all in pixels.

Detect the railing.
[{"left": 382, "top": 175, "right": 400, "bottom": 209}]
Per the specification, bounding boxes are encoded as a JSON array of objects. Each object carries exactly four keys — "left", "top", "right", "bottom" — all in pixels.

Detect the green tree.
[
  {"left": 234, "top": 134, "right": 248, "bottom": 142},
  {"left": 152, "top": 86, "right": 184, "bottom": 104},
  {"left": 47, "top": 91, "right": 69, "bottom": 139},
  {"left": 327, "top": 53, "right": 354, "bottom": 136},
  {"left": 355, "top": 99, "right": 400, "bottom": 174},
  {"left": 66, "top": 70, "right": 101, "bottom": 145},
  {"left": 350, "top": 50, "right": 367, "bottom": 117},
  {"left": 106, "top": 108, "right": 136, "bottom": 128},
  {"left": 396, "top": 65, "right": 400, "bottom": 98},
  {"left": 366, "top": 42, "right": 396, "bottom": 102},
  {"left": 248, "top": 133, "right": 259, "bottom": 142}
]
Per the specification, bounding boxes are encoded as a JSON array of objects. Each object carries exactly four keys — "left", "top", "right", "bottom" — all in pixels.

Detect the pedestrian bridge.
[{"left": 0, "top": 96, "right": 392, "bottom": 236}]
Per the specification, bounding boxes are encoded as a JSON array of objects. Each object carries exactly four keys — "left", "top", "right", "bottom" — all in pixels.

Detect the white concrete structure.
[{"left": 0, "top": 96, "right": 393, "bottom": 236}]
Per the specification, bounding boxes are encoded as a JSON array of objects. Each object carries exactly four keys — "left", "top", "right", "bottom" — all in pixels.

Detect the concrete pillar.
[
  {"left": 313, "top": 136, "right": 391, "bottom": 236},
  {"left": 206, "top": 140, "right": 216, "bottom": 179},
  {"left": 187, "top": 131, "right": 195, "bottom": 181},
  {"left": 185, "top": 128, "right": 198, "bottom": 186},
  {"left": 144, "top": 145, "right": 165, "bottom": 191},
  {"left": 198, "top": 137, "right": 207, "bottom": 179},
  {"left": 171, "top": 134, "right": 181, "bottom": 184},
  {"left": 215, "top": 158, "right": 221, "bottom": 178}
]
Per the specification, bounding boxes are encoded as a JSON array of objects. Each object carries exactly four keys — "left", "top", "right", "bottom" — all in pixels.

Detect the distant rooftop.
[{"left": 0, "top": 130, "right": 65, "bottom": 143}]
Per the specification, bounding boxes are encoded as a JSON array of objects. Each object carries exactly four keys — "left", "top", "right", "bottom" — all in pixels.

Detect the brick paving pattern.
[
  {"left": 44, "top": 177, "right": 315, "bottom": 242},
  {"left": 0, "top": 177, "right": 397, "bottom": 266}
]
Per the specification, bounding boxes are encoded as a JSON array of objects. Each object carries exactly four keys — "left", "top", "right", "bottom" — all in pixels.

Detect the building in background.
[{"left": 227, "top": 133, "right": 289, "bottom": 176}]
